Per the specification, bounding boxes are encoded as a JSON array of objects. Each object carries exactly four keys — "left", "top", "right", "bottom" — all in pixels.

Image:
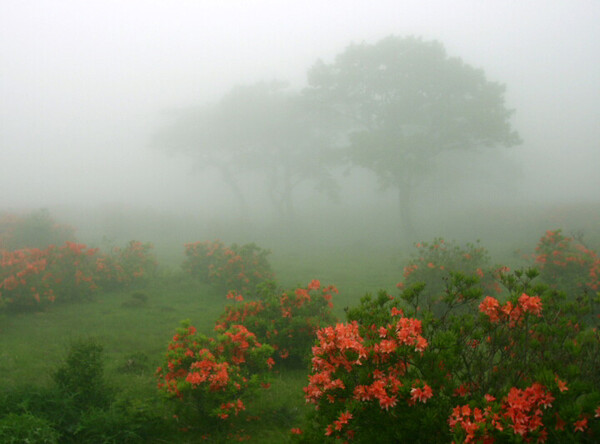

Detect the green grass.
[{"left": 0, "top": 240, "right": 536, "bottom": 442}]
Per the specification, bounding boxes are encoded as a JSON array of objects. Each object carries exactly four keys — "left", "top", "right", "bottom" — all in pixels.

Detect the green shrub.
[
  {"left": 216, "top": 280, "right": 337, "bottom": 367},
  {"left": 532, "top": 229, "right": 600, "bottom": 296},
  {"left": 0, "top": 412, "right": 59, "bottom": 444},
  {"left": 298, "top": 268, "right": 600, "bottom": 442},
  {"left": 94, "top": 241, "right": 158, "bottom": 291},
  {"left": 183, "top": 240, "right": 274, "bottom": 296},
  {"left": 399, "top": 238, "right": 492, "bottom": 301},
  {"left": 53, "top": 338, "right": 113, "bottom": 410}
]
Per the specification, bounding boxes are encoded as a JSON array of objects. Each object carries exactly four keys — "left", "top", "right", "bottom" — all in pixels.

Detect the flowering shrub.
[
  {"left": 532, "top": 229, "right": 600, "bottom": 296},
  {"left": 0, "top": 240, "right": 155, "bottom": 311},
  {"left": 94, "top": 241, "right": 157, "bottom": 290},
  {"left": 156, "top": 320, "right": 273, "bottom": 434},
  {"left": 399, "top": 238, "right": 500, "bottom": 309},
  {"left": 299, "top": 268, "right": 600, "bottom": 442},
  {"left": 183, "top": 240, "right": 274, "bottom": 296},
  {"left": 215, "top": 280, "right": 337, "bottom": 367},
  {"left": 300, "top": 294, "right": 446, "bottom": 442},
  {"left": 0, "top": 242, "right": 98, "bottom": 311}
]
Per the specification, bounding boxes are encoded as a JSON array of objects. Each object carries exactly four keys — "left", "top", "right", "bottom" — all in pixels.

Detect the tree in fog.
[
  {"left": 305, "top": 36, "right": 521, "bottom": 240},
  {"left": 155, "top": 82, "right": 340, "bottom": 221}
]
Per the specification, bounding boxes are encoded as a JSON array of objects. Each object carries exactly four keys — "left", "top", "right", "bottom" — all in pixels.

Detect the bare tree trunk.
[{"left": 216, "top": 163, "right": 249, "bottom": 220}]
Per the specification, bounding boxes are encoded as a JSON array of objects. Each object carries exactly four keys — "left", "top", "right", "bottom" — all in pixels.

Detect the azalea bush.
[
  {"left": 94, "top": 240, "right": 157, "bottom": 290},
  {"left": 0, "top": 242, "right": 98, "bottom": 311},
  {"left": 215, "top": 280, "right": 338, "bottom": 367},
  {"left": 0, "top": 239, "right": 157, "bottom": 312},
  {"left": 399, "top": 238, "right": 502, "bottom": 307},
  {"left": 298, "top": 267, "right": 600, "bottom": 443},
  {"left": 532, "top": 229, "right": 600, "bottom": 296},
  {"left": 183, "top": 240, "right": 274, "bottom": 296},
  {"left": 156, "top": 320, "right": 274, "bottom": 435}
]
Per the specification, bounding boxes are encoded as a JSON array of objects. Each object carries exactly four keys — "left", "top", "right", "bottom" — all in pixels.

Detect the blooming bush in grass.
[
  {"left": 532, "top": 229, "right": 600, "bottom": 296},
  {"left": 94, "top": 240, "right": 157, "bottom": 290},
  {"left": 298, "top": 268, "right": 600, "bottom": 443},
  {"left": 183, "top": 240, "right": 274, "bottom": 296},
  {"left": 399, "top": 238, "right": 501, "bottom": 309},
  {"left": 0, "top": 242, "right": 98, "bottom": 311},
  {"left": 0, "top": 240, "right": 155, "bottom": 311},
  {"left": 215, "top": 280, "right": 337, "bottom": 367},
  {"left": 156, "top": 320, "right": 273, "bottom": 434}
]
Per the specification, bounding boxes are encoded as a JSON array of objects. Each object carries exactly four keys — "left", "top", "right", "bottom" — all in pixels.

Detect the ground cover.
[{"left": 0, "top": 235, "right": 598, "bottom": 442}]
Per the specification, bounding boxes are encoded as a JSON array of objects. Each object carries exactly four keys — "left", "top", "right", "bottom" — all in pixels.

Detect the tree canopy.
[
  {"left": 305, "top": 36, "right": 521, "bottom": 239},
  {"left": 154, "top": 82, "right": 340, "bottom": 221},
  {"left": 155, "top": 36, "right": 520, "bottom": 236}
]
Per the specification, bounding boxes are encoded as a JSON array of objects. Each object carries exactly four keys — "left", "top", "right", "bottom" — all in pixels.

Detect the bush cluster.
[
  {"left": 0, "top": 240, "right": 157, "bottom": 312},
  {"left": 156, "top": 320, "right": 274, "bottom": 436},
  {"left": 182, "top": 240, "right": 274, "bottom": 297},
  {"left": 532, "top": 229, "right": 600, "bottom": 296},
  {"left": 0, "top": 339, "right": 165, "bottom": 443},
  {"left": 215, "top": 280, "right": 338, "bottom": 367},
  {"left": 297, "top": 265, "right": 600, "bottom": 443}
]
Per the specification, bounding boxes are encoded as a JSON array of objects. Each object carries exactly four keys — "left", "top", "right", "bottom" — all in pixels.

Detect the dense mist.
[{"left": 2, "top": 1, "right": 599, "bottom": 253}]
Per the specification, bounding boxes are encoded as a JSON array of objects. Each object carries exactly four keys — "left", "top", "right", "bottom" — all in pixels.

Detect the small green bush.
[
  {"left": 0, "top": 412, "right": 59, "bottom": 444},
  {"left": 53, "top": 338, "right": 113, "bottom": 410}
]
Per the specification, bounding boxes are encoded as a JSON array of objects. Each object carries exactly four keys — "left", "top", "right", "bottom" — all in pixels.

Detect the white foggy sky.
[{"left": 1, "top": 0, "right": 599, "bottom": 211}]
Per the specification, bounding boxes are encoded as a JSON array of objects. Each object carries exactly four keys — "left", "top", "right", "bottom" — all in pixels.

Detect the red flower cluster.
[
  {"left": 533, "top": 229, "right": 600, "bottom": 293},
  {"left": 1, "top": 239, "right": 157, "bottom": 312},
  {"left": 157, "top": 320, "right": 273, "bottom": 425},
  {"left": 0, "top": 242, "right": 98, "bottom": 310},
  {"left": 215, "top": 280, "right": 337, "bottom": 365},
  {"left": 304, "top": 312, "right": 433, "bottom": 440},
  {"left": 479, "top": 293, "right": 542, "bottom": 326},
  {"left": 449, "top": 383, "right": 556, "bottom": 442}
]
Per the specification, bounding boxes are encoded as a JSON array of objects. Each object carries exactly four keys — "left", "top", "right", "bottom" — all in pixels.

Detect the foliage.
[
  {"left": 53, "top": 338, "right": 113, "bottom": 411},
  {"left": 216, "top": 280, "right": 338, "bottom": 367},
  {"left": 183, "top": 240, "right": 274, "bottom": 296},
  {"left": 306, "top": 35, "right": 521, "bottom": 238},
  {"left": 0, "top": 209, "right": 75, "bottom": 251},
  {"left": 154, "top": 82, "right": 341, "bottom": 220},
  {"left": 0, "top": 412, "right": 59, "bottom": 444},
  {"left": 156, "top": 320, "right": 274, "bottom": 435},
  {"left": 399, "top": 238, "right": 497, "bottom": 308},
  {"left": 299, "top": 267, "right": 600, "bottom": 442},
  {"left": 0, "top": 339, "right": 168, "bottom": 444},
  {"left": 0, "top": 242, "right": 98, "bottom": 311},
  {"left": 94, "top": 240, "right": 158, "bottom": 290},
  {"left": 0, "top": 240, "right": 156, "bottom": 312},
  {"left": 532, "top": 229, "right": 600, "bottom": 296}
]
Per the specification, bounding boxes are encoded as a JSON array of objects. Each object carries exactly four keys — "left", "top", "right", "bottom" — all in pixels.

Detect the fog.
[{"left": 2, "top": 1, "right": 599, "bottom": 251}]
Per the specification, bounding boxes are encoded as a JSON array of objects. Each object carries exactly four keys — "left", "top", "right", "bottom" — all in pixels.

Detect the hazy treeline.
[{"left": 149, "top": 36, "right": 528, "bottom": 245}]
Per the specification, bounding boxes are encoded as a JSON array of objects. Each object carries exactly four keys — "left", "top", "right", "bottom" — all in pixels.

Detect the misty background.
[{"left": 2, "top": 1, "right": 599, "bottom": 255}]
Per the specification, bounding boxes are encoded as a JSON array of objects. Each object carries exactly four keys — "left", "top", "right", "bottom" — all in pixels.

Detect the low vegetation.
[{"left": 0, "top": 213, "right": 599, "bottom": 442}]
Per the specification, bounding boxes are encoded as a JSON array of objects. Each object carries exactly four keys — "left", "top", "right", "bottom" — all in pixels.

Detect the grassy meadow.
[
  {"left": 0, "top": 241, "right": 406, "bottom": 443},
  {"left": 1, "top": 202, "right": 599, "bottom": 442}
]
